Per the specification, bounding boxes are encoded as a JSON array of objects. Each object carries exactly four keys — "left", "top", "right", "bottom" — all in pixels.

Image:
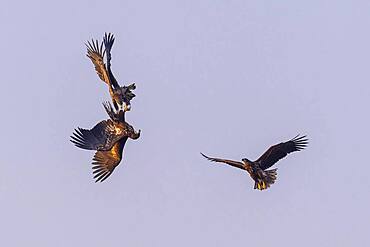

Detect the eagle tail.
[{"left": 254, "top": 168, "right": 277, "bottom": 190}]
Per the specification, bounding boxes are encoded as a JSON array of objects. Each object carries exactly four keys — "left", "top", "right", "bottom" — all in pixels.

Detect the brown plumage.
[
  {"left": 71, "top": 102, "right": 140, "bottom": 182},
  {"left": 86, "top": 33, "right": 136, "bottom": 112},
  {"left": 91, "top": 137, "right": 128, "bottom": 182},
  {"left": 201, "top": 135, "right": 308, "bottom": 190}
]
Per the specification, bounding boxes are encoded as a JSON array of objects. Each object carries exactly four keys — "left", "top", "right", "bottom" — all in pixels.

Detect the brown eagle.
[
  {"left": 201, "top": 135, "right": 308, "bottom": 190},
  {"left": 71, "top": 102, "right": 140, "bottom": 182},
  {"left": 86, "top": 33, "right": 136, "bottom": 112}
]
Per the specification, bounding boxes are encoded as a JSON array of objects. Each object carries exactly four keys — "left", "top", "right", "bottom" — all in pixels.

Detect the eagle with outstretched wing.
[
  {"left": 71, "top": 102, "right": 140, "bottom": 182},
  {"left": 86, "top": 33, "right": 136, "bottom": 112},
  {"left": 201, "top": 135, "right": 308, "bottom": 190}
]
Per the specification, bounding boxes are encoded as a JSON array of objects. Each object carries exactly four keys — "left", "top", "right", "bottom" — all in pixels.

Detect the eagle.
[
  {"left": 86, "top": 33, "right": 136, "bottom": 112},
  {"left": 201, "top": 135, "right": 308, "bottom": 190},
  {"left": 71, "top": 101, "right": 140, "bottom": 182}
]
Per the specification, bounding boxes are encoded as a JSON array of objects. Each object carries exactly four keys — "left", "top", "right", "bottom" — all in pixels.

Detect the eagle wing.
[
  {"left": 70, "top": 120, "right": 125, "bottom": 151},
  {"left": 200, "top": 153, "right": 245, "bottom": 170},
  {"left": 256, "top": 135, "right": 308, "bottom": 170},
  {"left": 92, "top": 138, "right": 128, "bottom": 182},
  {"left": 102, "top": 101, "right": 117, "bottom": 121},
  {"left": 103, "top": 32, "right": 119, "bottom": 89},
  {"left": 86, "top": 39, "right": 111, "bottom": 86}
]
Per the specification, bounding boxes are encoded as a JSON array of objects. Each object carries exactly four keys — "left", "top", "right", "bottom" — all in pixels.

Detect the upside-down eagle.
[
  {"left": 86, "top": 33, "right": 136, "bottom": 112},
  {"left": 201, "top": 135, "right": 308, "bottom": 190},
  {"left": 71, "top": 102, "right": 140, "bottom": 182}
]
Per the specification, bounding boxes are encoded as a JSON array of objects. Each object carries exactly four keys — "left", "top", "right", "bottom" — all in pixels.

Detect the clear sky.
[{"left": 1, "top": 0, "right": 369, "bottom": 246}]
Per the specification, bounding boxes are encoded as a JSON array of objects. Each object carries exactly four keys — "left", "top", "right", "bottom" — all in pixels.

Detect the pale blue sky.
[{"left": 1, "top": 1, "right": 369, "bottom": 246}]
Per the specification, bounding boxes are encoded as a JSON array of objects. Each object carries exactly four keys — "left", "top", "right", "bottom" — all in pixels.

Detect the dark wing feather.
[
  {"left": 86, "top": 39, "right": 110, "bottom": 85},
  {"left": 103, "top": 32, "right": 119, "bottom": 89},
  {"left": 103, "top": 101, "right": 118, "bottom": 121},
  {"left": 92, "top": 138, "right": 128, "bottom": 182},
  {"left": 256, "top": 135, "right": 308, "bottom": 170},
  {"left": 70, "top": 120, "right": 125, "bottom": 151},
  {"left": 200, "top": 153, "right": 245, "bottom": 170},
  {"left": 102, "top": 101, "right": 125, "bottom": 122}
]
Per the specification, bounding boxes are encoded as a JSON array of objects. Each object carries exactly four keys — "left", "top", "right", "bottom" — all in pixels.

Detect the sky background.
[{"left": 1, "top": 0, "right": 369, "bottom": 246}]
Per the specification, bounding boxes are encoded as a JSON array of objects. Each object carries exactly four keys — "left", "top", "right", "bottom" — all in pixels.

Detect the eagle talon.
[
  {"left": 77, "top": 33, "right": 141, "bottom": 183},
  {"left": 127, "top": 82, "right": 136, "bottom": 90}
]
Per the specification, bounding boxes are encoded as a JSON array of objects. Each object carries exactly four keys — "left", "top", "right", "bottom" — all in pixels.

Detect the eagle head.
[{"left": 242, "top": 158, "right": 252, "bottom": 164}]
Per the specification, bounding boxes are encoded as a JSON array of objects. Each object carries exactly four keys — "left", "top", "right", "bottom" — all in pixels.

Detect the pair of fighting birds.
[
  {"left": 71, "top": 33, "right": 308, "bottom": 190},
  {"left": 71, "top": 33, "right": 140, "bottom": 182}
]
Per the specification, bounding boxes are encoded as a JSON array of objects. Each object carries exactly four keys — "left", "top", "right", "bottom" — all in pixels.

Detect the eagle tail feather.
[{"left": 254, "top": 168, "right": 277, "bottom": 190}]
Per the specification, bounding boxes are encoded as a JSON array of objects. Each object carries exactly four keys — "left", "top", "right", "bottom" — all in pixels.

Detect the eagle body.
[
  {"left": 201, "top": 135, "right": 308, "bottom": 190},
  {"left": 71, "top": 102, "right": 140, "bottom": 182},
  {"left": 241, "top": 160, "right": 278, "bottom": 190},
  {"left": 86, "top": 33, "right": 136, "bottom": 112},
  {"left": 70, "top": 118, "right": 139, "bottom": 151}
]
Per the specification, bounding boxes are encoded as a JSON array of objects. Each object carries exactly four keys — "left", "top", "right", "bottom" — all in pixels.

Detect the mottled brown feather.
[
  {"left": 92, "top": 138, "right": 128, "bottom": 182},
  {"left": 86, "top": 39, "right": 111, "bottom": 86}
]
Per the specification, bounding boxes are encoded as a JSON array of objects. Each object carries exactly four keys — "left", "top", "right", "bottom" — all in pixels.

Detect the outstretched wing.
[
  {"left": 70, "top": 120, "right": 125, "bottom": 151},
  {"left": 92, "top": 138, "right": 127, "bottom": 182},
  {"left": 103, "top": 32, "right": 119, "bottom": 89},
  {"left": 200, "top": 153, "right": 245, "bottom": 170},
  {"left": 86, "top": 39, "right": 111, "bottom": 85},
  {"left": 256, "top": 135, "right": 308, "bottom": 170}
]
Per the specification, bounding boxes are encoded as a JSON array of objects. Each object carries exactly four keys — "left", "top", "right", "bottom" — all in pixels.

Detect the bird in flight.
[
  {"left": 86, "top": 33, "right": 136, "bottom": 112},
  {"left": 71, "top": 102, "right": 140, "bottom": 182},
  {"left": 201, "top": 135, "right": 308, "bottom": 190}
]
